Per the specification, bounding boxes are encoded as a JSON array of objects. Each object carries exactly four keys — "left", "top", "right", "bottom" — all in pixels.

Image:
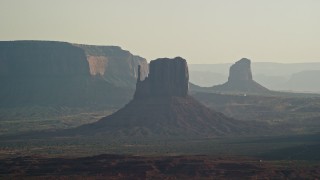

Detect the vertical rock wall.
[
  {"left": 134, "top": 57, "right": 189, "bottom": 98},
  {"left": 228, "top": 58, "right": 253, "bottom": 82}
]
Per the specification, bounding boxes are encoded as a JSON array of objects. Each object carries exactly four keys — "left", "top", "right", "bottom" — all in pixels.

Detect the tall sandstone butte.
[
  {"left": 135, "top": 57, "right": 189, "bottom": 98},
  {"left": 72, "top": 57, "right": 256, "bottom": 138}
]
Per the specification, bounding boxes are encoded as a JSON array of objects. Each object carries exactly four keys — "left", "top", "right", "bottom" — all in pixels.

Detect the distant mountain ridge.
[
  {"left": 190, "top": 62, "right": 320, "bottom": 76},
  {"left": 285, "top": 70, "right": 320, "bottom": 92},
  {"left": 189, "top": 62, "right": 320, "bottom": 92}
]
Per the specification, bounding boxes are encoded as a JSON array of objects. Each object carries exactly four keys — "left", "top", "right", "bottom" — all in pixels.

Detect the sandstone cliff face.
[
  {"left": 0, "top": 41, "right": 148, "bottom": 107},
  {"left": 75, "top": 44, "right": 148, "bottom": 87},
  {"left": 211, "top": 58, "right": 270, "bottom": 94},
  {"left": 135, "top": 57, "right": 188, "bottom": 98}
]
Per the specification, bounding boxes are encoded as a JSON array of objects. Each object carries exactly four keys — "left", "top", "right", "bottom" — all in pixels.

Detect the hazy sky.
[{"left": 1, "top": 0, "right": 319, "bottom": 63}]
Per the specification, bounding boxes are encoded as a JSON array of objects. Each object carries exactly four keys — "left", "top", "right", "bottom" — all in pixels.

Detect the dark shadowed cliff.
[
  {"left": 134, "top": 57, "right": 188, "bottom": 98},
  {"left": 0, "top": 41, "right": 148, "bottom": 107}
]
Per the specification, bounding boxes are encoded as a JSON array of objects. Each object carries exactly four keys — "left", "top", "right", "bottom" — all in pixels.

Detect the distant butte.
[{"left": 210, "top": 58, "right": 270, "bottom": 94}]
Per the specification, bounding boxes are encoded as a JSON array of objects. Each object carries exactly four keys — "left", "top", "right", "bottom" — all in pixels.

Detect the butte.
[{"left": 70, "top": 57, "right": 253, "bottom": 138}]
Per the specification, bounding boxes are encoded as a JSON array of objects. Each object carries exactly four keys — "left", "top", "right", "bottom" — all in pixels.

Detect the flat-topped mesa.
[
  {"left": 134, "top": 57, "right": 189, "bottom": 98},
  {"left": 228, "top": 58, "right": 253, "bottom": 82}
]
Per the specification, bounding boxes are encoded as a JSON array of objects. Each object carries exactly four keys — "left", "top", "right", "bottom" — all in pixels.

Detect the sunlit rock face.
[{"left": 75, "top": 44, "right": 148, "bottom": 87}]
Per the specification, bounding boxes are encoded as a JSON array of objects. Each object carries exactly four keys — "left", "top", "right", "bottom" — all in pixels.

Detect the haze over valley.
[{"left": 1, "top": 0, "right": 320, "bottom": 179}]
